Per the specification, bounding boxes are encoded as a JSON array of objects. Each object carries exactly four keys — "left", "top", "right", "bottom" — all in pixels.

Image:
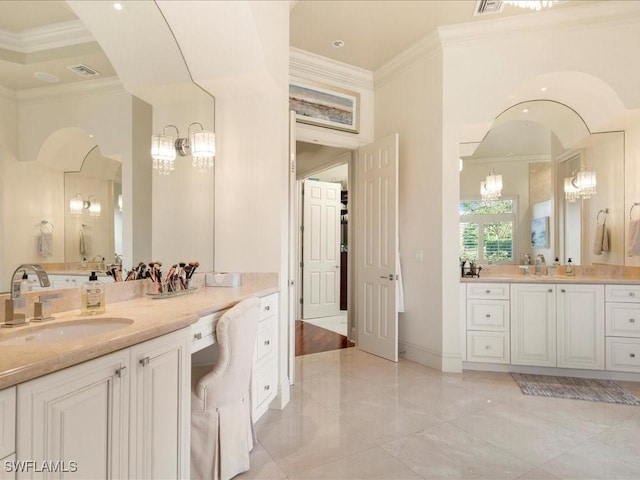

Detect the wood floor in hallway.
[{"left": 295, "top": 320, "right": 354, "bottom": 356}]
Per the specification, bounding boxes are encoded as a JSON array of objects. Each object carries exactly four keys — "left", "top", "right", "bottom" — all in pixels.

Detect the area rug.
[{"left": 511, "top": 373, "right": 640, "bottom": 406}]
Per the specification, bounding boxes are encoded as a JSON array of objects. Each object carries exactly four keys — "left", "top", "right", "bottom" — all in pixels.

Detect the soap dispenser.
[
  {"left": 565, "top": 258, "right": 575, "bottom": 276},
  {"left": 81, "top": 271, "right": 106, "bottom": 315}
]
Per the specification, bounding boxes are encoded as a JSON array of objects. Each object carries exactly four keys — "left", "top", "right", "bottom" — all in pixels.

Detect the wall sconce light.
[
  {"left": 70, "top": 193, "right": 101, "bottom": 217},
  {"left": 564, "top": 168, "right": 597, "bottom": 202},
  {"left": 480, "top": 170, "right": 503, "bottom": 202},
  {"left": 150, "top": 122, "right": 215, "bottom": 175}
]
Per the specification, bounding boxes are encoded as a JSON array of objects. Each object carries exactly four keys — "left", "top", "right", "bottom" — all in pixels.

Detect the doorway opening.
[{"left": 295, "top": 141, "right": 354, "bottom": 356}]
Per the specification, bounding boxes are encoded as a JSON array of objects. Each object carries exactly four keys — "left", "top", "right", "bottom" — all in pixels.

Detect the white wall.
[{"left": 375, "top": 35, "right": 447, "bottom": 370}]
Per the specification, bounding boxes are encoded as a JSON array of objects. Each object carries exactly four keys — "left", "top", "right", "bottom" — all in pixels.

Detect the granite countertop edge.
[
  {"left": 0, "top": 282, "right": 278, "bottom": 390},
  {"left": 460, "top": 276, "right": 640, "bottom": 285}
]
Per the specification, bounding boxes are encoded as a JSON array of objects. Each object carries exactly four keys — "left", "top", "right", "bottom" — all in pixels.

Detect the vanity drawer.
[
  {"left": 466, "top": 283, "right": 509, "bottom": 300},
  {"left": 606, "top": 303, "right": 640, "bottom": 337},
  {"left": 260, "top": 294, "right": 278, "bottom": 320},
  {"left": 252, "top": 356, "right": 277, "bottom": 411},
  {"left": 190, "top": 311, "right": 225, "bottom": 353},
  {"left": 467, "top": 299, "right": 509, "bottom": 331},
  {"left": 606, "top": 337, "right": 640, "bottom": 372},
  {"left": 605, "top": 285, "right": 640, "bottom": 303},
  {"left": 255, "top": 315, "right": 276, "bottom": 362},
  {"left": 466, "top": 331, "right": 510, "bottom": 364}
]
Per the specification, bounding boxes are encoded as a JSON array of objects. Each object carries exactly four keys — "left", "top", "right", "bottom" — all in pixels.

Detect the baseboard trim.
[{"left": 463, "top": 361, "right": 640, "bottom": 382}]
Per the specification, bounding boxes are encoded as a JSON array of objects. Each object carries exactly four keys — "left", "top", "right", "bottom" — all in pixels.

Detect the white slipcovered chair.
[{"left": 191, "top": 297, "right": 261, "bottom": 480}]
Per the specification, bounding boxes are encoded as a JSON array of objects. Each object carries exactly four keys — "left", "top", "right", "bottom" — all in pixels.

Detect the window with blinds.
[{"left": 459, "top": 199, "right": 515, "bottom": 264}]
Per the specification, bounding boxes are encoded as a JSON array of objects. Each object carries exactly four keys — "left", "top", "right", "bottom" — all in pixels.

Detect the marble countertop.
[{"left": 0, "top": 278, "right": 278, "bottom": 390}]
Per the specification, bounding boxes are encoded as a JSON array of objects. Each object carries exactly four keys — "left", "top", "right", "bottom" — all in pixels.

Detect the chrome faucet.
[{"left": 3, "top": 264, "right": 51, "bottom": 327}]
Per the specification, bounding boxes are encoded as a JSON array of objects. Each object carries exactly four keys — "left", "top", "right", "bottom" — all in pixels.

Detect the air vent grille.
[
  {"left": 67, "top": 64, "right": 101, "bottom": 77},
  {"left": 474, "top": 0, "right": 504, "bottom": 15}
]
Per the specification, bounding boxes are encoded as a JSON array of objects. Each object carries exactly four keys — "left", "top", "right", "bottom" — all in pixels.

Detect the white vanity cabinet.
[
  {"left": 465, "top": 283, "right": 510, "bottom": 364},
  {"left": 511, "top": 284, "right": 557, "bottom": 367},
  {"left": 16, "top": 349, "right": 130, "bottom": 479},
  {"left": 252, "top": 293, "right": 278, "bottom": 420},
  {"left": 605, "top": 285, "right": 640, "bottom": 372},
  {"left": 129, "top": 330, "right": 191, "bottom": 480},
  {"left": 0, "top": 387, "right": 16, "bottom": 479},
  {"left": 510, "top": 283, "right": 604, "bottom": 369},
  {"left": 556, "top": 284, "right": 604, "bottom": 369},
  {"left": 16, "top": 328, "right": 190, "bottom": 479}
]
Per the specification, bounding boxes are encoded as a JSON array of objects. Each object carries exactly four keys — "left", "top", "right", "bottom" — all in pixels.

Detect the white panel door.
[
  {"left": 511, "top": 283, "right": 557, "bottom": 367},
  {"left": 356, "top": 134, "right": 399, "bottom": 362},
  {"left": 557, "top": 284, "right": 605, "bottom": 369},
  {"left": 302, "top": 180, "right": 341, "bottom": 319},
  {"left": 17, "top": 350, "right": 129, "bottom": 480}
]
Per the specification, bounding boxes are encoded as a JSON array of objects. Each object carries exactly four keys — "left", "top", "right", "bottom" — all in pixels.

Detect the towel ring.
[
  {"left": 630, "top": 203, "right": 640, "bottom": 220},
  {"left": 597, "top": 209, "right": 609, "bottom": 224},
  {"left": 39, "top": 220, "right": 54, "bottom": 233}
]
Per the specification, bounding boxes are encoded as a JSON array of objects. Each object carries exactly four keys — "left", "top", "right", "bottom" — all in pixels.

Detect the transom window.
[{"left": 459, "top": 198, "right": 516, "bottom": 264}]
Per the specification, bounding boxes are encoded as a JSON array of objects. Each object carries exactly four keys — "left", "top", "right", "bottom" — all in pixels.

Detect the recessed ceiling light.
[
  {"left": 332, "top": 40, "right": 345, "bottom": 48},
  {"left": 34, "top": 72, "right": 59, "bottom": 83},
  {"left": 541, "top": 87, "right": 547, "bottom": 92},
  {"left": 522, "top": 108, "right": 530, "bottom": 113},
  {"left": 113, "top": 2, "right": 123, "bottom": 10}
]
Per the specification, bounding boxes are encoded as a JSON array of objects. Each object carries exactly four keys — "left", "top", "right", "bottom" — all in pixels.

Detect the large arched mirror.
[{"left": 460, "top": 100, "right": 624, "bottom": 267}]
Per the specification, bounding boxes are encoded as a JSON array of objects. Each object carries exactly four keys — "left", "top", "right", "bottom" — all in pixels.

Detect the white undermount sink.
[{"left": 0, "top": 317, "right": 134, "bottom": 346}]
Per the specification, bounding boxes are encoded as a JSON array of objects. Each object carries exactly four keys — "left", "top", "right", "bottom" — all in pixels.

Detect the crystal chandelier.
[
  {"left": 503, "top": 0, "right": 558, "bottom": 11},
  {"left": 480, "top": 170, "right": 503, "bottom": 202}
]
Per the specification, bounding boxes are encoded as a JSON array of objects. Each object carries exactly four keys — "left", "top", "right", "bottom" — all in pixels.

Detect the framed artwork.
[
  {"left": 531, "top": 216, "right": 550, "bottom": 248},
  {"left": 289, "top": 80, "right": 360, "bottom": 133}
]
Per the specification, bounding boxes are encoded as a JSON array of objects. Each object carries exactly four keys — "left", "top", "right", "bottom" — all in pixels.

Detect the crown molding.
[
  {"left": 289, "top": 47, "right": 373, "bottom": 91},
  {"left": 439, "top": 1, "right": 640, "bottom": 48},
  {"left": 466, "top": 153, "right": 552, "bottom": 165},
  {"left": 17, "top": 77, "right": 125, "bottom": 105},
  {"left": 0, "top": 20, "right": 93, "bottom": 53},
  {"left": 373, "top": 30, "right": 441, "bottom": 89}
]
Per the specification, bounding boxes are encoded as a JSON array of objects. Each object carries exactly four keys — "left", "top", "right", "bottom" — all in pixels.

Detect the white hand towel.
[
  {"left": 592, "top": 222, "right": 609, "bottom": 255},
  {"left": 38, "top": 231, "right": 53, "bottom": 257},
  {"left": 628, "top": 219, "right": 640, "bottom": 256},
  {"left": 80, "top": 228, "right": 92, "bottom": 256}
]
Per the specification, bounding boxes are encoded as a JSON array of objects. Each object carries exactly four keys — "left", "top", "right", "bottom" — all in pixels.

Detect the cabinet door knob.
[
  {"left": 115, "top": 366, "right": 127, "bottom": 378},
  {"left": 485, "top": 314, "right": 491, "bottom": 318},
  {"left": 630, "top": 318, "right": 636, "bottom": 324},
  {"left": 485, "top": 290, "right": 491, "bottom": 294},
  {"left": 264, "top": 384, "right": 270, "bottom": 391},
  {"left": 485, "top": 345, "right": 491, "bottom": 350},
  {"left": 194, "top": 332, "right": 203, "bottom": 340},
  {"left": 139, "top": 356, "right": 150, "bottom": 367},
  {"left": 630, "top": 353, "right": 636, "bottom": 358},
  {"left": 560, "top": 289, "right": 565, "bottom": 293},
  {"left": 264, "top": 305, "right": 271, "bottom": 311},
  {"left": 630, "top": 292, "right": 636, "bottom": 297},
  {"left": 264, "top": 340, "right": 270, "bottom": 346},
  {"left": 549, "top": 289, "right": 554, "bottom": 293}
]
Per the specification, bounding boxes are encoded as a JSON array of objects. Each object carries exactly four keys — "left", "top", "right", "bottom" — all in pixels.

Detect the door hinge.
[
  {"left": 300, "top": 261, "right": 303, "bottom": 268},
  {"left": 299, "top": 298, "right": 303, "bottom": 304},
  {"left": 300, "top": 225, "right": 304, "bottom": 232}
]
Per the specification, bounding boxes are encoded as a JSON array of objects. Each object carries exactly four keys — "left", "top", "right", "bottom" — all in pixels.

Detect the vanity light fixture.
[
  {"left": 69, "top": 194, "right": 101, "bottom": 217},
  {"left": 150, "top": 122, "right": 215, "bottom": 175},
  {"left": 503, "top": 0, "right": 558, "bottom": 11},
  {"left": 564, "top": 168, "right": 597, "bottom": 202}
]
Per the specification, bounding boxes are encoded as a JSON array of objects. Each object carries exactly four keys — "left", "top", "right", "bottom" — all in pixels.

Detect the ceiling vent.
[
  {"left": 67, "top": 64, "right": 101, "bottom": 77},
  {"left": 474, "top": 0, "right": 504, "bottom": 15}
]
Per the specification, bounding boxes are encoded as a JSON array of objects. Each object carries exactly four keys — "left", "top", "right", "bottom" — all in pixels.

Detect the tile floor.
[
  {"left": 302, "top": 312, "right": 348, "bottom": 337},
  {"left": 240, "top": 348, "right": 640, "bottom": 480}
]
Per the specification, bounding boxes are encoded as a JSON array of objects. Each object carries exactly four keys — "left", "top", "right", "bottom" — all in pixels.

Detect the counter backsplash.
[
  {"left": 470, "top": 264, "right": 640, "bottom": 281},
  {"left": 0, "top": 272, "right": 277, "bottom": 324}
]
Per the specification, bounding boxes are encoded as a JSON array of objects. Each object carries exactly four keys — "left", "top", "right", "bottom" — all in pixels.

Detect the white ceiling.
[{"left": 289, "top": 0, "right": 597, "bottom": 71}]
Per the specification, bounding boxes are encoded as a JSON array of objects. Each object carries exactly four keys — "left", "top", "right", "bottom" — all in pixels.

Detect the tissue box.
[{"left": 205, "top": 272, "right": 241, "bottom": 287}]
